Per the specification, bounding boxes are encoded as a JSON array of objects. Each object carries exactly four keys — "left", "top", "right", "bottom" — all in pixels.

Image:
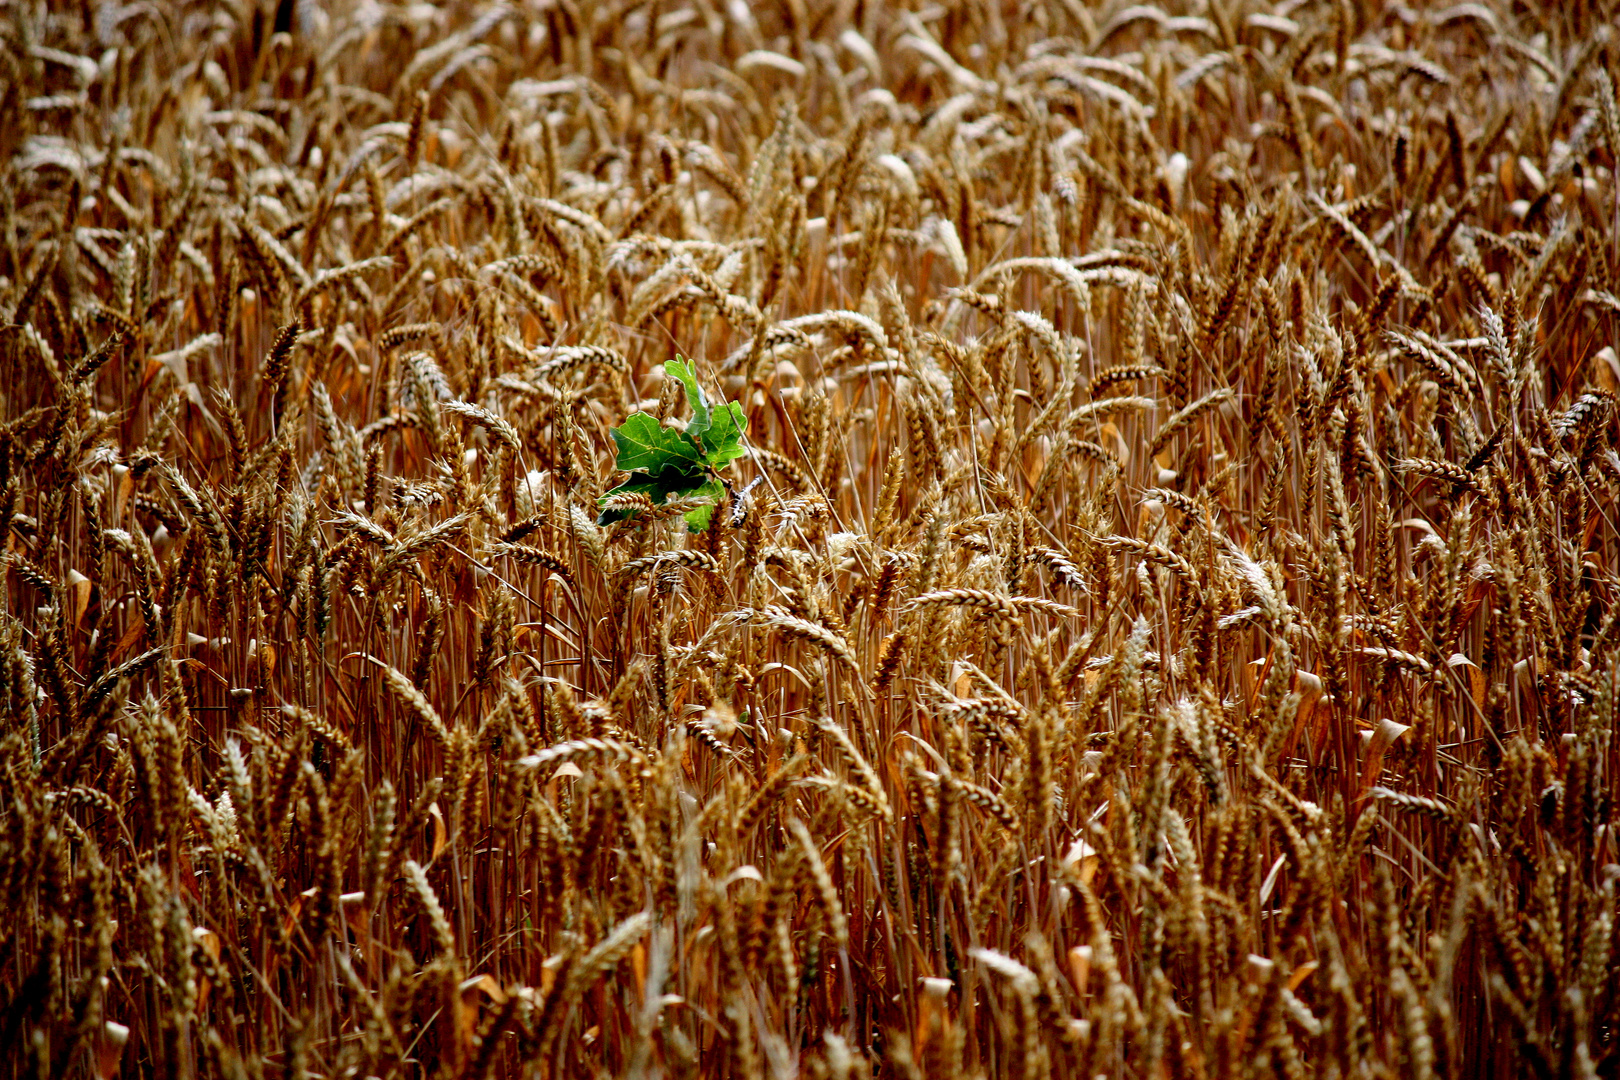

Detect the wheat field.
[{"left": 2, "top": 0, "right": 1618, "bottom": 1076}]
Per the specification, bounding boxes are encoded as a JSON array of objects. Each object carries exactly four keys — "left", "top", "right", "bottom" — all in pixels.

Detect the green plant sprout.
[{"left": 597, "top": 357, "right": 748, "bottom": 531}]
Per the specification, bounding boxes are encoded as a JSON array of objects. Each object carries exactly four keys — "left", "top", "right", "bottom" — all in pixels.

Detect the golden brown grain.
[{"left": 3, "top": 2, "right": 1619, "bottom": 1076}]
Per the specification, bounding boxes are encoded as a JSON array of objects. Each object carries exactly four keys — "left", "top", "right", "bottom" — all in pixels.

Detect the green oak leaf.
[
  {"left": 662, "top": 358, "right": 711, "bottom": 442},
  {"left": 703, "top": 400, "right": 748, "bottom": 466},
  {"left": 681, "top": 478, "right": 726, "bottom": 531},
  {"left": 595, "top": 462, "right": 708, "bottom": 525},
  {"left": 610, "top": 412, "right": 704, "bottom": 473},
  {"left": 599, "top": 357, "right": 748, "bottom": 531}
]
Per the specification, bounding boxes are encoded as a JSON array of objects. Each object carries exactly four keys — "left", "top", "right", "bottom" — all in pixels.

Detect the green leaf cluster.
[{"left": 597, "top": 358, "right": 747, "bottom": 531}]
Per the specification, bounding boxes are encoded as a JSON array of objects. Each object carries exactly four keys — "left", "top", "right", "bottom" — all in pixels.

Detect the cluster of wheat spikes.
[{"left": 2, "top": 0, "right": 1619, "bottom": 1076}]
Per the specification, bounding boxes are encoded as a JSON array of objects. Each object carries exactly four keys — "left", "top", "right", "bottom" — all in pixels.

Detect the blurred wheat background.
[{"left": 2, "top": 0, "right": 1619, "bottom": 1076}]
